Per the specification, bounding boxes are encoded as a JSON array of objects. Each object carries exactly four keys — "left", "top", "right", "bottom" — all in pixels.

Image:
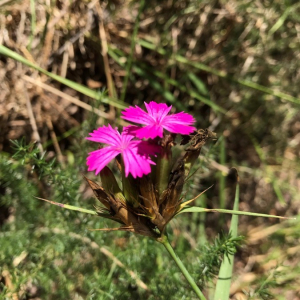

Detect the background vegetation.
[{"left": 0, "top": 0, "right": 300, "bottom": 299}]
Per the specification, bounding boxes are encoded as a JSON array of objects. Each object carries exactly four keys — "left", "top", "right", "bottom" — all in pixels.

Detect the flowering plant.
[
  {"left": 38, "top": 101, "right": 288, "bottom": 300},
  {"left": 85, "top": 101, "right": 215, "bottom": 299},
  {"left": 85, "top": 102, "right": 213, "bottom": 235}
]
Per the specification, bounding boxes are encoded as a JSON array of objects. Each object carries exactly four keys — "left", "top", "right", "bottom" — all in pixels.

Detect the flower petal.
[
  {"left": 120, "top": 127, "right": 136, "bottom": 144},
  {"left": 121, "top": 105, "right": 154, "bottom": 125},
  {"left": 122, "top": 149, "right": 152, "bottom": 178},
  {"left": 122, "top": 125, "right": 140, "bottom": 137},
  {"left": 134, "top": 140, "right": 161, "bottom": 156},
  {"left": 86, "top": 124, "right": 122, "bottom": 146},
  {"left": 144, "top": 101, "right": 172, "bottom": 122},
  {"left": 87, "top": 146, "right": 120, "bottom": 175},
  {"left": 121, "top": 101, "right": 195, "bottom": 138},
  {"left": 122, "top": 141, "right": 158, "bottom": 178},
  {"left": 162, "top": 112, "right": 196, "bottom": 135},
  {"left": 135, "top": 124, "right": 164, "bottom": 139}
]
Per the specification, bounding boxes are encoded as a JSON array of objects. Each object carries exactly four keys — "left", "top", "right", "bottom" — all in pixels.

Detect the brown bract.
[{"left": 85, "top": 177, "right": 159, "bottom": 238}]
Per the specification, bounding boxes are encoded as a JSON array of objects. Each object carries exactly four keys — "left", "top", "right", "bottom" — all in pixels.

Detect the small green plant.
[{"left": 3, "top": 102, "right": 288, "bottom": 300}]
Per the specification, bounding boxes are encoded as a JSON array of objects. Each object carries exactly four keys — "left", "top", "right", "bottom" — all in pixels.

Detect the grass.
[
  {"left": 214, "top": 172, "right": 239, "bottom": 300},
  {"left": 1, "top": 0, "right": 300, "bottom": 299}
]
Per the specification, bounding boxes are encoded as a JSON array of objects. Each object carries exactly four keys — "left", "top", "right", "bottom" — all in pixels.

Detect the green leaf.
[{"left": 213, "top": 175, "right": 239, "bottom": 300}]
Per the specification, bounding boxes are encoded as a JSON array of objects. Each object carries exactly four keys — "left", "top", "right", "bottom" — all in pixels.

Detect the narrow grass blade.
[
  {"left": 137, "top": 39, "right": 167, "bottom": 55},
  {"left": 174, "top": 54, "right": 300, "bottom": 105},
  {"left": 148, "top": 66, "right": 225, "bottom": 113},
  {"left": 108, "top": 46, "right": 225, "bottom": 113},
  {"left": 268, "top": 3, "right": 300, "bottom": 36},
  {"left": 213, "top": 172, "right": 239, "bottom": 300},
  {"left": 136, "top": 38, "right": 300, "bottom": 105},
  {"left": 133, "top": 65, "right": 184, "bottom": 110},
  {"left": 35, "top": 197, "right": 98, "bottom": 215},
  {"left": 177, "top": 207, "right": 293, "bottom": 220},
  {"left": 120, "top": 0, "right": 145, "bottom": 102},
  {"left": 218, "top": 136, "right": 226, "bottom": 225},
  {"left": 187, "top": 72, "right": 209, "bottom": 96},
  {"left": 0, "top": 45, "right": 126, "bottom": 109}
]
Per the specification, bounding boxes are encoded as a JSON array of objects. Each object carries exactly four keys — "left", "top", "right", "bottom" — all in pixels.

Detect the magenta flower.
[
  {"left": 121, "top": 101, "right": 196, "bottom": 139},
  {"left": 86, "top": 125, "right": 159, "bottom": 178}
]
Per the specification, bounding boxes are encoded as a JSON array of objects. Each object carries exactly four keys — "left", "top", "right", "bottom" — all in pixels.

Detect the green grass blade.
[
  {"left": 174, "top": 54, "right": 300, "bottom": 105},
  {"left": 137, "top": 38, "right": 167, "bottom": 55},
  {"left": 268, "top": 3, "right": 300, "bottom": 36},
  {"left": 268, "top": 7, "right": 291, "bottom": 36},
  {"left": 133, "top": 65, "right": 184, "bottom": 109},
  {"left": 120, "top": 0, "right": 145, "bottom": 102},
  {"left": 108, "top": 46, "right": 225, "bottom": 113},
  {"left": 187, "top": 72, "right": 209, "bottom": 96},
  {"left": 213, "top": 176, "right": 239, "bottom": 300},
  {"left": 218, "top": 136, "right": 226, "bottom": 226},
  {"left": 0, "top": 45, "right": 126, "bottom": 109},
  {"left": 177, "top": 206, "right": 292, "bottom": 220},
  {"left": 136, "top": 38, "right": 300, "bottom": 105},
  {"left": 149, "top": 67, "right": 225, "bottom": 113},
  {"left": 36, "top": 197, "right": 98, "bottom": 215}
]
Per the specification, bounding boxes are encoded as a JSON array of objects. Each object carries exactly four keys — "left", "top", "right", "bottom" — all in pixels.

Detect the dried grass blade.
[{"left": 35, "top": 197, "right": 97, "bottom": 215}]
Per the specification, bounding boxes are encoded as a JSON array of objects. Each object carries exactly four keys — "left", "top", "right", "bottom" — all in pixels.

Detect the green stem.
[
  {"left": 159, "top": 234, "right": 207, "bottom": 300},
  {"left": 121, "top": 160, "right": 139, "bottom": 207},
  {"left": 156, "top": 149, "right": 171, "bottom": 197}
]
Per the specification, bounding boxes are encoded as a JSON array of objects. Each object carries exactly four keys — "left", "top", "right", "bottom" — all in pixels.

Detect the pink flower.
[
  {"left": 121, "top": 101, "right": 196, "bottom": 139},
  {"left": 86, "top": 125, "right": 159, "bottom": 178}
]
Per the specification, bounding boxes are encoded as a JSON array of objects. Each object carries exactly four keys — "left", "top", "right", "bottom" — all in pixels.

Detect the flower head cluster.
[
  {"left": 86, "top": 101, "right": 196, "bottom": 178},
  {"left": 86, "top": 102, "right": 215, "bottom": 237}
]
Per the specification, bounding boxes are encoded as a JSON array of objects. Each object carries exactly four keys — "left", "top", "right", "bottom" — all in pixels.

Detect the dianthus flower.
[
  {"left": 86, "top": 125, "right": 159, "bottom": 178},
  {"left": 121, "top": 101, "right": 196, "bottom": 139}
]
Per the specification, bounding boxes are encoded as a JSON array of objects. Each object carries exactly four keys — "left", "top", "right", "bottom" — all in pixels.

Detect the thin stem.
[
  {"left": 121, "top": 160, "right": 139, "bottom": 207},
  {"left": 158, "top": 234, "right": 207, "bottom": 300},
  {"left": 156, "top": 147, "right": 171, "bottom": 197}
]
